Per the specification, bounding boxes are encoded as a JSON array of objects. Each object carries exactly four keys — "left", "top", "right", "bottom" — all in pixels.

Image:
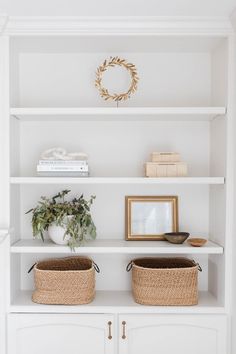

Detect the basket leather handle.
[
  {"left": 192, "top": 260, "right": 202, "bottom": 272},
  {"left": 28, "top": 263, "right": 37, "bottom": 273},
  {"left": 93, "top": 261, "right": 100, "bottom": 273},
  {"left": 126, "top": 261, "right": 133, "bottom": 272},
  {"left": 196, "top": 263, "right": 202, "bottom": 272}
]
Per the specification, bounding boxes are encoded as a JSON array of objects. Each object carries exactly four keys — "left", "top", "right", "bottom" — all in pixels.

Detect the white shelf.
[
  {"left": 10, "top": 107, "right": 226, "bottom": 121},
  {"left": 11, "top": 239, "right": 223, "bottom": 255},
  {"left": 10, "top": 177, "right": 225, "bottom": 185},
  {"left": 10, "top": 290, "right": 225, "bottom": 314},
  {"left": 10, "top": 35, "right": 226, "bottom": 53}
]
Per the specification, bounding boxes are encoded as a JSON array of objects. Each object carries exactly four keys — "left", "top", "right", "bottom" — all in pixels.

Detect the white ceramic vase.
[{"left": 48, "top": 216, "right": 72, "bottom": 245}]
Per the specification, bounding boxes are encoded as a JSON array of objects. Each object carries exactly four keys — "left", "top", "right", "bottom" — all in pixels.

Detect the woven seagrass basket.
[
  {"left": 32, "top": 256, "right": 99, "bottom": 305},
  {"left": 127, "top": 257, "right": 201, "bottom": 306}
]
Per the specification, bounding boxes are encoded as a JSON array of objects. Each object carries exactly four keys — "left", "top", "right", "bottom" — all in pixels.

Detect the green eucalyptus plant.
[{"left": 26, "top": 189, "right": 96, "bottom": 250}]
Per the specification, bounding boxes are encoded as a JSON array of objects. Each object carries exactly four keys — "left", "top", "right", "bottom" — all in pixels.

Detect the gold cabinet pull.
[
  {"left": 122, "top": 321, "right": 126, "bottom": 339},
  {"left": 108, "top": 321, "right": 112, "bottom": 340}
]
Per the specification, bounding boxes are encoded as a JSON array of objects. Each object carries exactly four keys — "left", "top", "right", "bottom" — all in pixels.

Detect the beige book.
[
  {"left": 145, "top": 162, "right": 188, "bottom": 177},
  {"left": 151, "top": 152, "right": 181, "bottom": 163}
]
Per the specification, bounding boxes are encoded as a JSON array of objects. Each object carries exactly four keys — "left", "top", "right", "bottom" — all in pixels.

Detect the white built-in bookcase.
[{"left": 0, "top": 19, "right": 234, "bottom": 320}]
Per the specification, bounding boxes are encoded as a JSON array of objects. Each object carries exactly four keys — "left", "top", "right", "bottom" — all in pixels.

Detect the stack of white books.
[{"left": 37, "top": 160, "right": 89, "bottom": 177}]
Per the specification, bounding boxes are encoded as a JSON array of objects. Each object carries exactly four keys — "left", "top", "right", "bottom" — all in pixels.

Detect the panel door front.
[
  {"left": 8, "top": 314, "right": 115, "bottom": 354},
  {"left": 119, "top": 314, "right": 227, "bottom": 354},
  {"left": 0, "top": 233, "right": 9, "bottom": 354}
]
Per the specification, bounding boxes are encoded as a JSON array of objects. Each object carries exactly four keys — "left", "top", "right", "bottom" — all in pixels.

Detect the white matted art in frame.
[{"left": 125, "top": 196, "right": 178, "bottom": 240}]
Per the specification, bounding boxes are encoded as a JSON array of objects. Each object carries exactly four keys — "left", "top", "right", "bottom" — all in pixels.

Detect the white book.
[
  {"left": 37, "top": 165, "right": 89, "bottom": 172},
  {"left": 37, "top": 171, "right": 89, "bottom": 177},
  {"left": 39, "top": 160, "right": 88, "bottom": 166}
]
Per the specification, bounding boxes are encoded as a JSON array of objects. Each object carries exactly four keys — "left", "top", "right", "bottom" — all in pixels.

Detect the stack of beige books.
[{"left": 145, "top": 152, "right": 187, "bottom": 177}]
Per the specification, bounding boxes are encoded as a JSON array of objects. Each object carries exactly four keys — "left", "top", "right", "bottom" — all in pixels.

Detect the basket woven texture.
[
  {"left": 32, "top": 256, "right": 95, "bottom": 305},
  {"left": 130, "top": 257, "right": 198, "bottom": 306}
]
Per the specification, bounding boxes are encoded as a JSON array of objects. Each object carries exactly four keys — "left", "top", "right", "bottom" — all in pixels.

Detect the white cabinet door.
[
  {"left": 0, "top": 233, "right": 9, "bottom": 354},
  {"left": 119, "top": 314, "right": 227, "bottom": 354},
  {"left": 8, "top": 314, "right": 115, "bottom": 354}
]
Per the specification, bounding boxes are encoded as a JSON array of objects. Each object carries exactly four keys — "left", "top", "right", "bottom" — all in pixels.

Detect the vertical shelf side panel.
[
  {"left": 0, "top": 36, "right": 10, "bottom": 228},
  {"left": 223, "top": 35, "right": 236, "bottom": 314},
  {"left": 209, "top": 35, "right": 234, "bottom": 312},
  {"left": 0, "top": 35, "right": 10, "bottom": 354},
  {"left": 209, "top": 38, "right": 227, "bottom": 308}
]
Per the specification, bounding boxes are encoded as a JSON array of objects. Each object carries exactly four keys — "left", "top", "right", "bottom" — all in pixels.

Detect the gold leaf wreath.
[{"left": 95, "top": 56, "right": 139, "bottom": 102}]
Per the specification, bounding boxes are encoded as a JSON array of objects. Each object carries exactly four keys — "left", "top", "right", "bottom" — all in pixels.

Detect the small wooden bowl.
[
  {"left": 187, "top": 238, "right": 207, "bottom": 247},
  {"left": 164, "top": 232, "right": 190, "bottom": 244}
]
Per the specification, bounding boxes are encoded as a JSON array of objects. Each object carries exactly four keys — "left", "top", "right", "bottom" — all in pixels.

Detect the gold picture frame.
[{"left": 125, "top": 196, "right": 179, "bottom": 241}]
